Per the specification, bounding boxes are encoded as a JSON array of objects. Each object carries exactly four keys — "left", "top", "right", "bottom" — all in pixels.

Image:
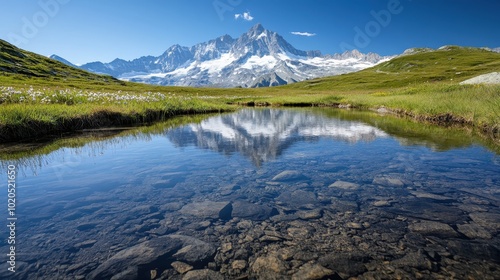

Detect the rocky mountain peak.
[{"left": 248, "top": 23, "right": 266, "bottom": 37}]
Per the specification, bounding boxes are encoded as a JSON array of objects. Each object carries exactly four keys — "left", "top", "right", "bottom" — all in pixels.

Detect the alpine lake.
[{"left": 1, "top": 108, "right": 499, "bottom": 280}]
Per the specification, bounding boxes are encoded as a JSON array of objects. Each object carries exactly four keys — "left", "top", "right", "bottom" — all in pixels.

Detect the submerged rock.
[
  {"left": 292, "top": 263, "right": 335, "bottom": 280},
  {"left": 272, "top": 170, "right": 307, "bottom": 181},
  {"left": 318, "top": 252, "right": 369, "bottom": 278},
  {"left": 171, "top": 235, "right": 217, "bottom": 265},
  {"left": 446, "top": 240, "right": 500, "bottom": 262},
  {"left": 276, "top": 190, "right": 317, "bottom": 207},
  {"left": 171, "top": 261, "right": 194, "bottom": 274},
  {"left": 182, "top": 269, "right": 224, "bottom": 280},
  {"left": 231, "top": 260, "right": 247, "bottom": 270},
  {"left": 180, "top": 201, "right": 233, "bottom": 220},
  {"left": 250, "top": 254, "right": 288, "bottom": 279},
  {"left": 408, "top": 220, "right": 459, "bottom": 238},
  {"left": 469, "top": 212, "right": 500, "bottom": 231},
  {"left": 373, "top": 176, "right": 405, "bottom": 187},
  {"left": 391, "top": 251, "right": 433, "bottom": 270},
  {"left": 457, "top": 223, "right": 492, "bottom": 239},
  {"left": 86, "top": 236, "right": 183, "bottom": 280},
  {"left": 231, "top": 201, "right": 277, "bottom": 221},
  {"left": 410, "top": 191, "right": 453, "bottom": 201},
  {"left": 329, "top": 180, "right": 360, "bottom": 190}
]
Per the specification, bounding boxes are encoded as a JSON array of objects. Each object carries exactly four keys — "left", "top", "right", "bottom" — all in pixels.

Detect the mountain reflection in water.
[{"left": 167, "top": 109, "right": 388, "bottom": 166}]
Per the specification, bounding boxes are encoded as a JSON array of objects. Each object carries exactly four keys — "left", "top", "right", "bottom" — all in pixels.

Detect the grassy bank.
[
  {"left": 1, "top": 82, "right": 498, "bottom": 143},
  {"left": 0, "top": 86, "right": 234, "bottom": 142}
]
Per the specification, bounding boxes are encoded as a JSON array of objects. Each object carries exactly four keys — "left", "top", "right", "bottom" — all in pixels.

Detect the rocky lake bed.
[{"left": 0, "top": 109, "right": 499, "bottom": 279}]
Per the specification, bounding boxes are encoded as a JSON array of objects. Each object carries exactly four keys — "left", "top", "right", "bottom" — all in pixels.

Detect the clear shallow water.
[{"left": 1, "top": 108, "right": 499, "bottom": 279}]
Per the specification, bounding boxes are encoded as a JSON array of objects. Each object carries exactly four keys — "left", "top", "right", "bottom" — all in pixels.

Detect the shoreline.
[{"left": 0, "top": 107, "right": 232, "bottom": 144}]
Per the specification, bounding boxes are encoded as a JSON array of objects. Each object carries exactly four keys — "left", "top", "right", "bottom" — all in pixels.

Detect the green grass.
[{"left": 0, "top": 40, "right": 499, "bottom": 143}]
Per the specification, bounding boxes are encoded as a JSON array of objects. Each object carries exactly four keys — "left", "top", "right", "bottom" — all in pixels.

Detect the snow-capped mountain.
[{"left": 56, "top": 24, "right": 391, "bottom": 88}]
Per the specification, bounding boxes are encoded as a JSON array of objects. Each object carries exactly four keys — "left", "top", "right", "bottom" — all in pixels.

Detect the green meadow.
[{"left": 0, "top": 39, "right": 499, "bottom": 143}]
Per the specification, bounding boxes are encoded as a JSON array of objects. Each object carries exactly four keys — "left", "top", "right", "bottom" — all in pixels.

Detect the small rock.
[
  {"left": 329, "top": 180, "right": 360, "bottom": 190},
  {"left": 231, "top": 260, "right": 247, "bottom": 270},
  {"left": 251, "top": 254, "right": 287, "bottom": 277},
  {"left": 292, "top": 263, "right": 335, "bottom": 280},
  {"left": 408, "top": 220, "right": 459, "bottom": 238},
  {"left": 318, "top": 252, "right": 368, "bottom": 278},
  {"left": 74, "top": 239, "right": 97, "bottom": 249},
  {"left": 231, "top": 201, "right": 277, "bottom": 221},
  {"left": 469, "top": 212, "right": 500, "bottom": 231},
  {"left": 221, "top": 242, "right": 233, "bottom": 254},
  {"left": 373, "top": 200, "right": 392, "bottom": 207},
  {"left": 287, "top": 227, "right": 310, "bottom": 238},
  {"left": 457, "top": 223, "right": 492, "bottom": 239},
  {"left": 347, "top": 222, "right": 364, "bottom": 230},
  {"left": 391, "top": 251, "right": 432, "bottom": 270},
  {"left": 182, "top": 269, "right": 224, "bottom": 280},
  {"left": 278, "top": 248, "right": 295, "bottom": 261},
  {"left": 87, "top": 236, "right": 183, "bottom": 280},
  {"left": 237, "top": 220, "right": 253, "bottom": 230},
  {"left": 171, "top": 261, "right": 194, "bottom": 274},
  {"left": 180, "top": 201, "right": 232, "bottom": 220},
  {"left": 171, "top": 235, "right": 217, "bottom": 265},
  {"left": 272, "top": 170, "right": 307, "bottom": 181},
  {"left": 373, "top": 176, "right": 404, "bottom": 187},
  {"left": 446, "top": 240, "right": 500, "bottom": 262},
  {"left": 150, "top": 269, "right": 157, "bottom": 279},
  {"left": 277, "top": 190, "right": 317, "bottom": 207},
  {"left": 297, "top": 209, "right": 323, "bottom": 220},
  {"left": 259, "top": 235, "right": 282, "bottom": 242},
  {"left": 410, "top": 191, "right": 453, "bottom": 201},
  {"left": 196, "top": 221, "right": 211, "bottom": 230},
  {"left": 161, "top": 202, "right": 184, "bottom": 212}
]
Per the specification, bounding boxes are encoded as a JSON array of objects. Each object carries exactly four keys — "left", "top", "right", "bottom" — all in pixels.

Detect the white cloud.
[
  {"left": 291, "top": 31, "right": 317, "bottom": 37},
  {"left": 235, "top": 12, "right": 254, "bottom": 21}
]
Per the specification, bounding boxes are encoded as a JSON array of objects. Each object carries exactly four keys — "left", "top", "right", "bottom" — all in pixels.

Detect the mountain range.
[{"left": 51, "top": 24, "right": 390, "bottom": 88}]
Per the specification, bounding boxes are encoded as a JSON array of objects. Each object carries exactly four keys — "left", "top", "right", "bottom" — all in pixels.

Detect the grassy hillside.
[
  {"left": 0, "top": 41, "right": 499, "bottom": 143},
  {"left": 0, "top": 39, "right": 121, "bottom": 85},
  {"left": 286, "top": 46, "right": 500, "bottom": 91}
]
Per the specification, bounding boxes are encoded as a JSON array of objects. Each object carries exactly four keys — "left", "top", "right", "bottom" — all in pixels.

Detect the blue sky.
[{"left": 1, "top": 0, "right": 499, "bottom": 65}]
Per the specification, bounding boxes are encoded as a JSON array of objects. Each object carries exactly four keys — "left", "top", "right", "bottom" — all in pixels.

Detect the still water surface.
[{"left": 1, "top": 108, "right": 499, "bottom": 279}]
